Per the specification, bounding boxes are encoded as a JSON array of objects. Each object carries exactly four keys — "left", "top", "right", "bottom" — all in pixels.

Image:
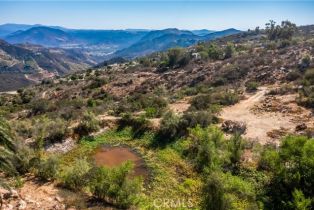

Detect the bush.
[
  {"left": 228, "top": 134, "right": 245, "bottom": 172},
  {"left": 35, "top": 156, "right": 59, "bottom": 181},
  {"left": 259, "top": 135, "right": 314, "bottom": 209},
  {"left": 156, "top": 111, "right": 182, "bottom": 143},
  {"left": 166, "top": 48, "right": 191, "bottom": 68},
  {"left": 30, "top": 99, "right": 55, "bottom": 115},
  {"left": 189, "top": 91, "right": 239, "bottom": 111},
  {"left": 224, "top": 43, "right": 235, "bottom": 59},
  {"left": 304, "top": 68, "right": 314, "bottom": 85},
  {"left": 286, "top": 71, "right": 301, "bottom": 81},
  {"left": 187, "top": 125, "right": 224, "bottom": 172},
  {"left": 44, "top": 118, "right": 68, "bottom": 144},
  {"left": 118, "top": 114, "right": 150, "bottom": 138},
  {"left": 245, "top": 81, "right": 259, "bottom": 92},
  {"left": 88, "top": 162, "right": 143, "bottom": 208},
  {"left": 208, "top": 44, "right": 224, "bottom": 60},
  {"left": 88, "top": 78, "right": 108, "bottom": 89},
  {"left": 74, "top": 112, "right": 100, "bottom": 137},
  {"left": 180, "top": 111, "right": 218, "bottom": 129},
  {"left": 60, "top": 158, "right": 92, "bottom": 191}
]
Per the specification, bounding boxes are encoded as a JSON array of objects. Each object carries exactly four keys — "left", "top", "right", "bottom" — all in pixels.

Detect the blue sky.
[{"left": 0, "top": 1, "right": 313, "bottom": 30}]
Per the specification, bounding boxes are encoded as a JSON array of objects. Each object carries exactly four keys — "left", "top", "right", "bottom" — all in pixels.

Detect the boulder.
[{"left": 222, "top": 120, "right": 247, "bottom": 134}]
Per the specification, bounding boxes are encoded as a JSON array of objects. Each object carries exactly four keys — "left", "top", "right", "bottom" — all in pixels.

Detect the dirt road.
[{"left": 220, "top": 87, "right": 295, "bottom": 145}]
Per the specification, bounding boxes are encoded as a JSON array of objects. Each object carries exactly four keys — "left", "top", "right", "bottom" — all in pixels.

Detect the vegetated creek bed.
[{"left": 93, "top": 145, "right": 149, "bottom": 179}]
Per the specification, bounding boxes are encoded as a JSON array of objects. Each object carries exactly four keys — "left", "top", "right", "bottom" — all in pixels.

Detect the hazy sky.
[{"left": 0, "top": 1, "right": 314, "bottom": 30}]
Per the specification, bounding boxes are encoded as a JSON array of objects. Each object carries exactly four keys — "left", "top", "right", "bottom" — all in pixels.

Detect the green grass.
[{"left": 60, "top": 127, "right": 202, "bottom": 209}]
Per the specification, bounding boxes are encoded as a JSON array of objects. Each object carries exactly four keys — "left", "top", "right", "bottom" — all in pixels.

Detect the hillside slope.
[{"left": 0, "top": 39, "right": 93, "bottom": 91}]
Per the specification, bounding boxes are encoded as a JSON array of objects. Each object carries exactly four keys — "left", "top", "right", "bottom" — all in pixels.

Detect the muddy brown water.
[{"left": 94, "top": 146, "right": 148, "bottom": 179}]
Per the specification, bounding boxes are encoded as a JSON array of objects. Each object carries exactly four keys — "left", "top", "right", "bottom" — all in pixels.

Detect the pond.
[{"left": 93, "top": 146, "right": 149, "bottom": 179}]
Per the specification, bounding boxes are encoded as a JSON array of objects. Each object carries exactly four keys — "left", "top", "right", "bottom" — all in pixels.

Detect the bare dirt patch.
[
  {"left": 220, "top": 87, "right": 297, "bottom": 145},
  {"left": 169, "top": 97, "right": 191, "bottom": 113}
]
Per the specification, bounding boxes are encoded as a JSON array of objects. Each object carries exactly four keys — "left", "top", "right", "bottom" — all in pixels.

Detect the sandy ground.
[{"left": 220, "top": 87, "right": 296, "bottom": 145}]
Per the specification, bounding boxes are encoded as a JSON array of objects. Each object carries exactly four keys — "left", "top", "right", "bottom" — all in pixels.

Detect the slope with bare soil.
[{"left": 220, "top": 87, "right": 296, "bottom": 145}]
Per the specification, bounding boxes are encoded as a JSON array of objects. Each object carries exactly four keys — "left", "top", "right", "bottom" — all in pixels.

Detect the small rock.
[
  {"left": 0, "top": 188, "right": 11, "bottom": 199},
  {"left": 18, "top": 200, "right": 27, "bottom": 210},
  {"left": 222, "top": 120, "right": 247, "bottom": 134},
  {"left": 4, "top": 204, "right": 14, "bottom": 210},
  {"left": 10, "top": 190, "right": 19, "bottom": 198},
  {"left": 295, "top": 123, "right": 307, "bottom": 132},
  {"left": 55, "top": 196, "right": 64, "bottom": 202}
]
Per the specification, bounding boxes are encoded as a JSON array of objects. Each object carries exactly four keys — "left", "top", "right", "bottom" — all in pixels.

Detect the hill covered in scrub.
[
  {"left": 0, "top": 21, "right": 314, "bottom": 209},
  {"left": 0, "top": 39, "right": 96, "bottom": 91}
]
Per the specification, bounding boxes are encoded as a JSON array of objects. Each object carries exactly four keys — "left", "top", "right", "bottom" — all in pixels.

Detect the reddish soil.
[{"left": 94, "top": 146, "right": 148, "bottom": 179}]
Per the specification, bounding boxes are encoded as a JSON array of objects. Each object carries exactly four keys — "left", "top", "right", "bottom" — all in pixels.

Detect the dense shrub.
[
  {"left": 88, "top": 78, "right": 108, "bottom": 89},
  {"left": 286, "top": 70, "right": 302, "bottom": 81},
  {"left": 35, "top": 156, "right": 59, "bottom": 181},
  {"left": 228, "top": 134, "right": 245, "bottom": 172},
  {"left": 155, "top": 111, "right": 182, "bottom": 143},
  {"left": 304, "top": 68, "right": 314, "bottom": 85},
  {"left": 18, "top": 89, "right": 35, "bottom": 104},
  {"left": 208, "top": 44, "right": 224, "bottom": 60},
  {"left": 259, "top": 135, "right": 314, "bottom": 209},
  {"left": 187, "top": 126, "right": 224, "bottom": 172},
  {"left": 60, "top": 158, "right": 92, "bottom": 191},
  {"left": 88, "top": 162, "right": 143, "bottom": 208},
  {"left": 180, "top": 111, "right": 218, "bottom": 129},
  {"left": 30, "top": 99, "right": 55, "bottom": 115},
  {"left": 189, "top": 91, "right": 239, "bottom": 111},
  {"left": 44, "top": 118, "right": 69, "bottom": 144},
  {"left": 118, "top": 114, "right": 150, "bottom": 138},
  {"left": 74, "top": 112, "right": 100, "bottom": 137},
  {"left": 245, "top": 81, "right": 259, "bottom": 92},
  {"left": 115, "top": 94, "right": 168, "bottom": 116},
  {"left": 224, "top": 43, "right": 235, "bottom": 59},
  {"left": 166, "top": 48, "right": 191, "bottom": 68}
]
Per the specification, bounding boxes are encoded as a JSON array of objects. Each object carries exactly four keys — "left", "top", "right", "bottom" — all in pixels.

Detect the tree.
[{"left": 265, "top": 20, "right": 297, "bottom": 41}]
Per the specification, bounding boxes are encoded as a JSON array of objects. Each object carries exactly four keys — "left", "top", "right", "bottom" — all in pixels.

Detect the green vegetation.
[
  {"left": 1, "top": 20, "right": 314, "bottom": 209},
  {"left": 259, "top": 135, "right": 314, "bottom": 209},
  {"left": 88, "top": 162, "right": 143, "bottom": 208}
]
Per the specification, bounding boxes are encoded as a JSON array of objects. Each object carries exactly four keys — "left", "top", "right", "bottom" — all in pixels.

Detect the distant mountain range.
[
  {"left": 113, "top": 28, "right": 240, "bottom": 59},
  {"left": 0, "top": 24, "right": 241, "bottom": 60}
]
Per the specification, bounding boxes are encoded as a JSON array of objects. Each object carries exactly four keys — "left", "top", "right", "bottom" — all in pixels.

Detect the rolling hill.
[
  {"left": 0, "top": 39, "right": 94, "bottom": 91},
  {"left": 2, "top": 25, "right": 241, "bottom": 61}
]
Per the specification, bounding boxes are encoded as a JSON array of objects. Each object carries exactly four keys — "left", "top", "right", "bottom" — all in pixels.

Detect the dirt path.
[{"left": 220, "top": 87, "right": 295, "bottom": 145}]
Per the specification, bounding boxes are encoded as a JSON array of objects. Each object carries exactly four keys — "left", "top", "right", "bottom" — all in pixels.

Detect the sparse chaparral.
[{"left": 0, "top": 17, "right": 314, "bottom": 210}]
